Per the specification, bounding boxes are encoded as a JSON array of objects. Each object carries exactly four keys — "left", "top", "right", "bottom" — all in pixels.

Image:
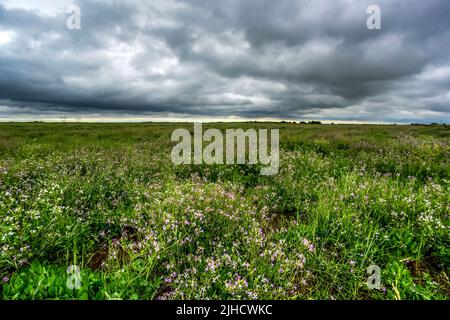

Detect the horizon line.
[{"left": 0, "top": 119, "right": 446, "bottom": 125}]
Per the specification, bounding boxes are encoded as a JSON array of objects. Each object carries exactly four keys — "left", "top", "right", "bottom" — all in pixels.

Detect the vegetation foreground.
[{"left": 0, "top": 122, "right": 448, "bottom": 300}]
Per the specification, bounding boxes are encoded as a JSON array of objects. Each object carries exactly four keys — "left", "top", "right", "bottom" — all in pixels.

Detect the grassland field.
[{"left": 0, "top": 122, "right": 448, "bottom": 300}]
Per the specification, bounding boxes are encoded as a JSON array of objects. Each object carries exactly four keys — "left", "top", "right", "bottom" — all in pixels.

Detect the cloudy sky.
[{"left": 0, "top": 0, "right": 449, "bottom": 122}]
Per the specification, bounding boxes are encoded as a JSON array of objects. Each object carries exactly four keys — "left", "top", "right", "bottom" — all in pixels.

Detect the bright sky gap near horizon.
[{"left": 0, "top": 0, "right": 449, "bottom": 123}]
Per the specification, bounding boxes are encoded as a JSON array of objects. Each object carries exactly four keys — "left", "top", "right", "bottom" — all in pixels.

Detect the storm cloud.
[{"left": 0, "top": 0, "right": 449, "bottom": 122}]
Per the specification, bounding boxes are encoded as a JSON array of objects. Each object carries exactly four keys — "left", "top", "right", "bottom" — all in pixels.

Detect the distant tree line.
[
  {"left": 281, "top": 121, "right": 322, "bottom": 125},
  {"left": 411, "top": 123, "right": 447, "bottom": 126}
]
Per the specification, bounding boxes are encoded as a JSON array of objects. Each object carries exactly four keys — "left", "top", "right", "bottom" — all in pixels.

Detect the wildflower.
[
  {"left": 19, "top": 245, "right": 30, "bottom": 252},
  {"left": 164, "top": 277, "right": 172, "bottom": 283},
  {"left": 2, "top": 276, "right": 9, "bottom": 283},
  {"left": 205, "top": 258, "right": 219, "bottom": 272}
]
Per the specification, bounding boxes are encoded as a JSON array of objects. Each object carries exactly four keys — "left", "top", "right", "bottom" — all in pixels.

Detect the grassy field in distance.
[{"left": 0, "top": 122, "right": 448, "bottom": 300}]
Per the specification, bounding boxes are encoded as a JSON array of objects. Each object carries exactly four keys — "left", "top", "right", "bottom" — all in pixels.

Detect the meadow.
[{"left": 0, "top": 122, "right": 448, "bottom": 300}]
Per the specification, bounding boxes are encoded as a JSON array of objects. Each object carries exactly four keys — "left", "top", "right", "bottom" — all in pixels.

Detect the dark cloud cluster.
[{"left": 0, "top": 0, "right": 449, "bottom": 122}]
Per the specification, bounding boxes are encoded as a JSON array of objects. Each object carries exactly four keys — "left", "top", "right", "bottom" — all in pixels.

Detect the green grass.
[{"left": 0, "top": 122, "right": 448, "bottom": 300}]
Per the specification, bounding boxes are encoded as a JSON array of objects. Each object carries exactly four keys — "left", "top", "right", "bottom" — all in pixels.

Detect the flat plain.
[{"left": 0, "top": 122, "right": 448, "bottom": 299}]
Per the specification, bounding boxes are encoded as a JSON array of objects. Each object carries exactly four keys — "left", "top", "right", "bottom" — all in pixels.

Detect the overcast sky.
[{"left": 0, "top": 0, "right": 449, "bottom": 122}]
